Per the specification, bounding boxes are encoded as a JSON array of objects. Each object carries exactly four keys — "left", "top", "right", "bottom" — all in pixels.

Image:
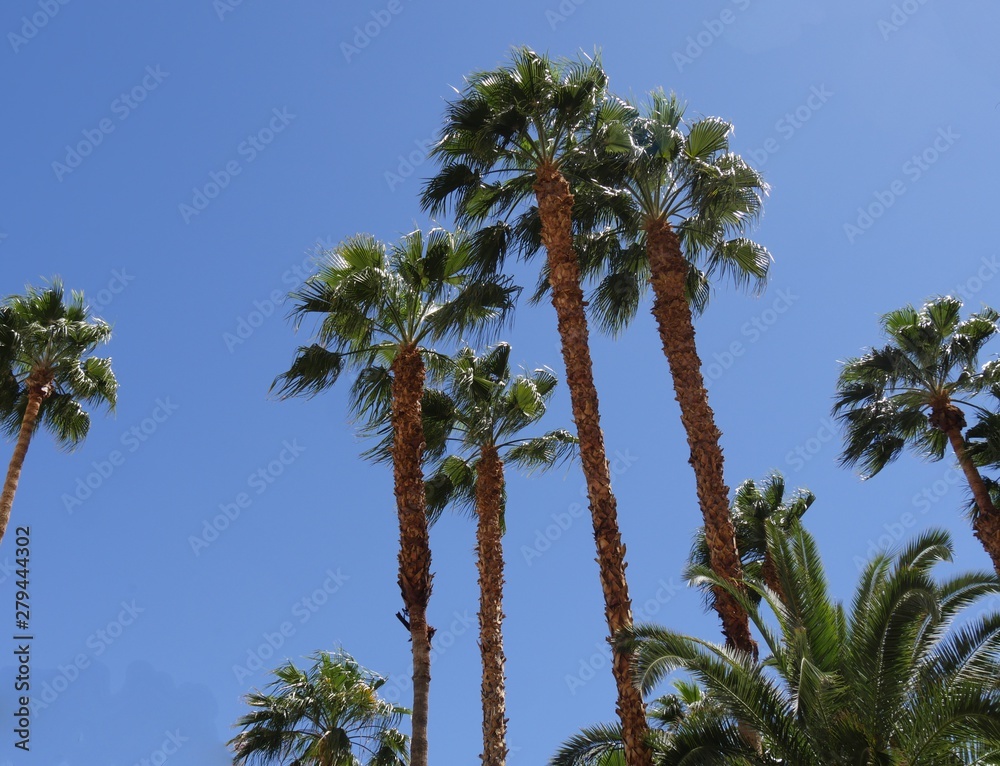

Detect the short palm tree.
[
  {"left": 228, "top": 650, "right": 410, "bottom": 766},
  {"left": 422, "top": 343, "right": 576, "bottom": 766},
  {"left": 421, "top": 48, "right": 653, "bottom": 766},
  {"left": 580, "top": 91, "right": 771, "bottom": 658},
  {"left": 833, "top": 296, "right": 1000, "bottom": 573},
  {"left": 690, "top": 473, "right": 813, "bottom": 604},
  {"left": 272, "top": 229, "right": 517, "bottom": 766},
  {"left": 0, "top": 280, "right": 117, "bottom": 545},
  {"left": 551, "top": 681, "right": 727, "bottom": 766},
  {"left": 621, "top": 524, "right": 1000, "bottom": 765}
]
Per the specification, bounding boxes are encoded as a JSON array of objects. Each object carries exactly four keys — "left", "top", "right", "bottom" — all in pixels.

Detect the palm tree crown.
[
  {"left": 624, "top": 524, "right": 1000, "bottom": 765},
  {"left": 0, "top": 279, "right": 116, "bottom": 447},
  {"left": 272, "top": 228, "right": 517, "bottom": 404},
  {"left": 228, "top": 650, "right": 410, "bottom": 766}
]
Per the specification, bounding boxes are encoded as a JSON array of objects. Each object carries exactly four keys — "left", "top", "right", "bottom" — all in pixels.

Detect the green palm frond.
[
  {"left": 618, "top": 522, "right": 1000, "bottom": 766},
  {"left": 0, "top": 278, "right": 117, "bottom": 447},
  {"left": 229, "top": 650, "right": 409, "bottom": 766}
]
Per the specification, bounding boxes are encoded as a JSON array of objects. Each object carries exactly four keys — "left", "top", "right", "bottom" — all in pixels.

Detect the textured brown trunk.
[
  {"left": 0, "top": 377, "right": 49, "bottom": 546},
  {"left": 761, "top": 554, "right": 786, "bottom": 603},
  {"left": 534, "top": 162, "right": 652, "bottom": 766},
  {"left": 645, "top": 218, "right": 756, "bottom": 658},
  {"left": 390, "top": 346, "right": 433, "bottom": 766},
  {"left": 476, "top": 445, "right": 507, "bottom": 766},
  {"left": 933, "top": 403, "right": 1000, "bottom": 574}
]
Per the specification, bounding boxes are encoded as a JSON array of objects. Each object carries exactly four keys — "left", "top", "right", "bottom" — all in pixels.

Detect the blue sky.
[{"left": 2, "top": 0, "right": 999, "bottom": 763}]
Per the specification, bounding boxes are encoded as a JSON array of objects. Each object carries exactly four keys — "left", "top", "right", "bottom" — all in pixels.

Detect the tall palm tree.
[
  {"left": 622, "top": 524, "right": 1000, "bottom": 765},
  {"left": 690, "top": 473, "right": 813, "bottom": 604},
  {"left": 0, "top": 280, "right": 117, "bottom": 545},
  {"left": 579, "top": 91, "right": 771, "bottom": 658},
  {"left": 833, "top": 296, "right": 1000, "bottom": 573},
  {"left": 229, "top": 650, "right": 410, "bottom": 766},
  {"left": 421, "top": 48, "right": 653, "bottom": 766},
  {"left": 272, "top": 229, "right": 517, "bottom": 766},
  {"left": 422, "top": 343, "right": 576, "bottom": 766}
]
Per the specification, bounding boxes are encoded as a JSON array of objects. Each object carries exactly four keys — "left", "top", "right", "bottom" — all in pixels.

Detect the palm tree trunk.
[
  {"left": 476, "top": 445, "right": 507, "bottom": 766},
  {"left": 390, "top": 345, "right": 433, "bottom": 766},
  {"left": 937, "top": 405, "right": 1000, "bottom": 574},
  {"left": 761, "top": 554, "right": 786, "bottom": 603},
  {"left": 0, "top": 388, "right": 44, "bottom": 545},
  {"left": 534, "top": 161, "right": 652, "bottom": 766},
  {"left": 645, "top": 218, "right": 756, "bottom": 657}
]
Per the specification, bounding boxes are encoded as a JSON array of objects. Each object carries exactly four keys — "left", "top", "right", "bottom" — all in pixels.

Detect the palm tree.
[
  {"left": 551, "top": 681, "right": 728, "bottom": 766},
  {"left": 0, "top": 280, "right": 117, "bottom": 545},
  {"left": 622, "top": 524, "right": 1000, "bottom": 765},
  {"left": 690, "top": 473, "right": 813, "bottom": 604},
  {"left": 422, "top": 343, "right": 576, "bottom": 766},
  {"left": 833, "top": 296, "right": 1000, "bottom": 573},
  {"left": 228, "top": 650, "right": 410, "bottom": 766},
  {"left": 577, "top": 91, "right": 771, "bottom": 659},
  {"left": 272, "top": 229, "right": 517, "bottom": 766},
  {"left": 421, "top": 48, "right": 653, "bottom": 766}
]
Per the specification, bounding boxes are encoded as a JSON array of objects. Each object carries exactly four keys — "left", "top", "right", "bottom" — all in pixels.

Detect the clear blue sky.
[{"left": 2, "top": 1, "right": 999, "bottom": 763}]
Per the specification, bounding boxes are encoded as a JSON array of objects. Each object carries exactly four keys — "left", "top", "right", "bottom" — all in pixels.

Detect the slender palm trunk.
[
  {"left": 535, "top": 161, "right": 652, "bottom": 766},
  {"left": 934, "top": 404, "right": 1000, "bottom": 574},
  {"left": 390, "top": 346, "right": 433, "bottom": 766},
  {"left": 0, "top": 386, "right": 45, "bottom": 546},
  {"left": 645, "top": 218, "right": 756, "bottom": 656},
  {"left": 476, "top": 445, "right": 507, "bottom": 766}
]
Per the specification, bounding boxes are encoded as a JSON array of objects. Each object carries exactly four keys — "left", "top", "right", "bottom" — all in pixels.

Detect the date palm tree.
[
  {"left": 833, "top": 296, "right": 1000, "bottom": 573},
  {"left": 421, "top": 48, "right": 653, "bottom": 766},
  {"left": 622, "top": 524, "right": 1000, "bottom": 765},
  {"left": 229, "top": 650, "right": 410, "bottom": 766},
  {"left": 272, "top": 229, "right": 517, "bottom": 766},
  {"left": 580, "top": 91, "right": 772, "bottom": 658},
  {"left": 422, "top": 343, "right": 575, "bottom": 766},
  {"left": 0, "top": 280, "right": 117, "bottom": 545}
]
